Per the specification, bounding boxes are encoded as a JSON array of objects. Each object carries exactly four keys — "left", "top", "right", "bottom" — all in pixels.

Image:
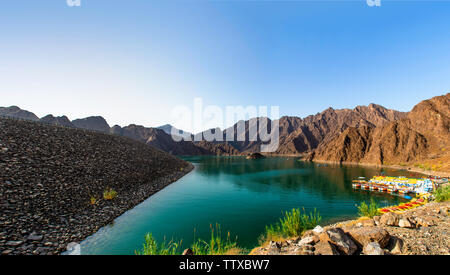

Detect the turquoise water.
[{"left": 80, "top": 156, "right": 410, "bottom": 255}]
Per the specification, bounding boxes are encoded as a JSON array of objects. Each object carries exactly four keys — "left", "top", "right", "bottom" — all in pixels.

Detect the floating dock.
[{"left": 352, "top": 176, "right": 448, "bottom": 196}]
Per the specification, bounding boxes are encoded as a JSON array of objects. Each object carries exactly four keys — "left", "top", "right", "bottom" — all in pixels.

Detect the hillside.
[
  {"left": 0, "top": 117, "right": 193, "bottom": 255},
  {"left": 310, "top": 93, "right": 450, "bottom": 173}
]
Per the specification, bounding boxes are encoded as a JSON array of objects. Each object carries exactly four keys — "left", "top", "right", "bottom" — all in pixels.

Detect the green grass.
[
  {"left": 261, "top": 208, "right": 321, "bottom": 243},
  {"left": 433, "top": 185, "right": 450, "bottom": 202},
  {"left": 191, "top": 223, "right": 243, "bottom": 255},
  {"left": 135, "top": 233, "right": 182, "bottom": 255},
  {"left": 357, "top": 198, "right": 380, "bottom": 218},
  {"left": 136, "top": 224, "right": 243, "bottom": 255}
]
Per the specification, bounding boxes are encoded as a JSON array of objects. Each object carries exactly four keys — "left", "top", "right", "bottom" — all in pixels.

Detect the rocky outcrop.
[
  {"left": 246, "top": 153, "right": 266, "bottom": 159},
  {"left": 310, "top": 93, "right": 449, "bottom": 172},
  {"left": 251, "top": 201, "right": 450, "bottom": 255},
  {"left": 157, "top": 124, "right": 192, "bottom": 140},
  {"left": 40, "top": 115, "right": 75, "bottom": 128},
  {"left": 0, "top": 106, "right": 39, "bottom": 121},
  {"left": 71, "top": 116, "right": 110, "bottom": 133},
  {"left": 0, "top": 117, "right": 193, "bottom": 255}
]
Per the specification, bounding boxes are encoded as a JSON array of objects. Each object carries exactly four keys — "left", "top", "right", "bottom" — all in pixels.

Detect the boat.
[{"left": 352, "top": 183, "right": 361, "bottom": 188}]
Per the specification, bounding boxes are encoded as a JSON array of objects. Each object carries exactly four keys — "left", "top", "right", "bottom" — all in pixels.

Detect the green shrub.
[
  {"left": 433, "top": 185, "right": 450, "bottom": 202},
  {"left": 136, "top": 224, "right": 242, "bottom": 255},
  {"left": 103, "top": 188, "right": 118, "bottom": 200},
  {"left": 262, "top": 208, "right": 321, "bottom": 243},
  {"left": 357, "top": 198, "right": 380, "bottom": 218},
  {"left": 191, "top": 223, "right": 242, "bottom": 255},
  {"left": 136, "top": 233, "right": 182, "bottom": 255}
]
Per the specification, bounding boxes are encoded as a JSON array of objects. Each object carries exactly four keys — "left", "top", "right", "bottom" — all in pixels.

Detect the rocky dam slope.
[{"left": 0, "top": 117, "right": 193, "bottom": 255}]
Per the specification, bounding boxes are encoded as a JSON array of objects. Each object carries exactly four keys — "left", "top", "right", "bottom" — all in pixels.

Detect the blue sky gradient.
[{"left": 1, "top": 0, "right": 449, "bottom": 131}]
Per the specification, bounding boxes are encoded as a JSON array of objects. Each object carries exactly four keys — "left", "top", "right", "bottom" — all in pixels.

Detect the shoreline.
[
  {"left": 0, "top": 117, "right": 196, "bottom": 255},
  {"left": 251, "top": 200, "right": 450, "bottom": 255},
  {"left": 308, "top": 159, "right": 450, "bottom": 178}
]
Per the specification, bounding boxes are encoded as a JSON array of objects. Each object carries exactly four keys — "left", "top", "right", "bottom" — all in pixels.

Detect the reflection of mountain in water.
[{"left": 183, "top": 156, "right": 410, "bottom": 202}]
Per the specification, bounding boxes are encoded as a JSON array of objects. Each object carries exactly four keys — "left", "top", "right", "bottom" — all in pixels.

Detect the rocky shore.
[
  {"left": 250, "top": 201, "right": 449, "bottom": 255},
  {"left": 0, "top": 117, "right": 193, "bottom": 255}
]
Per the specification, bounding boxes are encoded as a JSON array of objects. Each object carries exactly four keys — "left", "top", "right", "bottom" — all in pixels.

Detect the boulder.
[
  {"left": 363, "top": 242, "right": 384, "bottom": 255},
  {"left": 345, "top": 227, "right": 391, "bottom": 248},
  {"left": 373, "top": 216, "right": 381, "bottom": 226},
  {"left": 415, "top": 216, "right": 439, "bottom": 227},
  {"left": 380, "top": 212, "right": 400, "bottom": 226},
  {"left": 313, "top": 241, "right": 340, "bottom": 255},
  {"left": 297, "top": 236, "right": 318, "bottom": 247},
  {"left": 312, "top": 225, "right": 324, "bottom": 234},
  {"left": 398, "top": 217, "right": 415, "bottom": 228},
  {"left": 386, "top": 236, "right": 404, "bottom": 255},
  {"left": 319, "top": 228, "right": 357, "bottom": 255}
]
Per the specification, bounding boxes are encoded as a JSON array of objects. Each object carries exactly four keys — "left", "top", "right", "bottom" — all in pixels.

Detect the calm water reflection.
[{"left": 80, "top": 156, "right": 411, "bottom": 255}]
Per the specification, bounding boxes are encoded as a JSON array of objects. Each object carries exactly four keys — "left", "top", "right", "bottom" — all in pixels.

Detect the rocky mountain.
[
  {"left": 157, "top": 124, "right": 192, "bottom": 139},
  {"left": 40, "top": 115, "right": 74, "bottom": 128},
  {"left": 2, "top": 94, "right": 446, "bottom": 173},
  {"left": 72, "top": 116, "right": 110, "bottom": 133},
  {"left": 190, "top": 104, "right": 406, "bottom": 155},
  {"left": 310, "top": 93, "right": 450, "bottom": 172},
  {"left": 0, "top": 106, "right": 39, "bottom": 121},
  {"left": 110, "top": 124, "right": 237, "bottom": 155}
]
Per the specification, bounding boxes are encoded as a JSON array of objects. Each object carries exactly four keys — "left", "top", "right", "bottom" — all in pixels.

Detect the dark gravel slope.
[{"left": 0, "top": 117, "right": 193, "bottom": 255}]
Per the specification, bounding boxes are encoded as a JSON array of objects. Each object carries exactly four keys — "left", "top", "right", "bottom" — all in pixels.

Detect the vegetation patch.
[
  {"left": 357, "top": 198, "right": 380, "bottom": 218},
  {"left": 433, "top": 185, "right": 450, "bottom": 202},
  {"left": 260, "top": 208, "right": 321, "bottom": 244},
  {"left": 103, "top": 188, "right": 118, "bottom": 200},
  {"left": 136, "top": 224, "right": 243, "bottom": 255}
]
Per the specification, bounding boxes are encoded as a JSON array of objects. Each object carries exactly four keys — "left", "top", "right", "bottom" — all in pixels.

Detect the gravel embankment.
[{"left": 0, "top": 117, "right": 193, "bottom": 255}]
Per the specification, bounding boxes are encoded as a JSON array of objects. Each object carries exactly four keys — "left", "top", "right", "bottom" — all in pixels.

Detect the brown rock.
[
  {"left": 363, "top": 242, "right": 385, "bottom": 255},
  {"left": 320, "top": 228, "right": 357, "bottom": 255},
  {"left": 182, "top": 248, "right": 194, "bottom": 255},
  {"left": 314, "top": 241, "right": 340, "bottom": 255},
  {"left": 398, "top": 217, "right": 415, "bottom": 228},
  {"left": 380, "top": 212, "right": 400, "bottom": 226},
  {"left": 345, "top": 227, "right": 391, "bottom": 248},
  {"left": 387, "top": 236, "right": 404, "bottom": 255}
]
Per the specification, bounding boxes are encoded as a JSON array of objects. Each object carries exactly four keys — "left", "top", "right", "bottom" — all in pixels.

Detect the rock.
[
  {"left": 6, "top": 240, "right": 23, "bottom": 246},
  {"left": 363, "top": 242, "right": 384, "bottom": 255},
  {"left": 380, "top": 212, "right": 400, "bottom": 226},
  {"left": 373, "top": 216, "right": 381, "bottom": 226},
  {"left": 312, "top": 225, "right": 324, "bottom": 234},
  {"left": 415, "top": 216, "right": 439, "bottom": 227},
  {"left": 33, "top": 247, "right": 48, "bottom": 255},
  {"left": 246, "top": 153, "right": 265, "bottom": 159},
  {"left": 398, "top": 218, "right": 415, "bottom": 228},
  {"left": 182, "top": 248, "right": 194, "bottom": 255},
  {"left": 27, "top": 232, "right": 43, "bottom": 242},
  {"left": 297, "top": 236, "right": 317, "bottom": 247},
  {"left": 320, "top": 228, "right": 357, "bottom": 255},
  {"left": 345, "top": 227, "right": 391, "bottom": 248},
  {"left": 1, "top": 250, "right": 12, "bottom": 255},
  {"left": 267, "top": 241, "right": 281, "bottom": 255},
  {"left": 387, "top": 236, "right": 404, "bottom": 255},
  {"left": 314, "top": 241, "right": 340, "bottom": 255}
]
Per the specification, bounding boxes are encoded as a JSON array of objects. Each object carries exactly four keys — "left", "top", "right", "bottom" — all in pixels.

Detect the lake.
[{"left": 79, "top": 156, "right": 411, "bottom": 255}]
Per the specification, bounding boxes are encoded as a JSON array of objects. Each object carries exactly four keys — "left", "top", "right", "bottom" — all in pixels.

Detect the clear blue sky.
[{"left": 1, "top": 0, "right": 449, "bottom": 131}]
